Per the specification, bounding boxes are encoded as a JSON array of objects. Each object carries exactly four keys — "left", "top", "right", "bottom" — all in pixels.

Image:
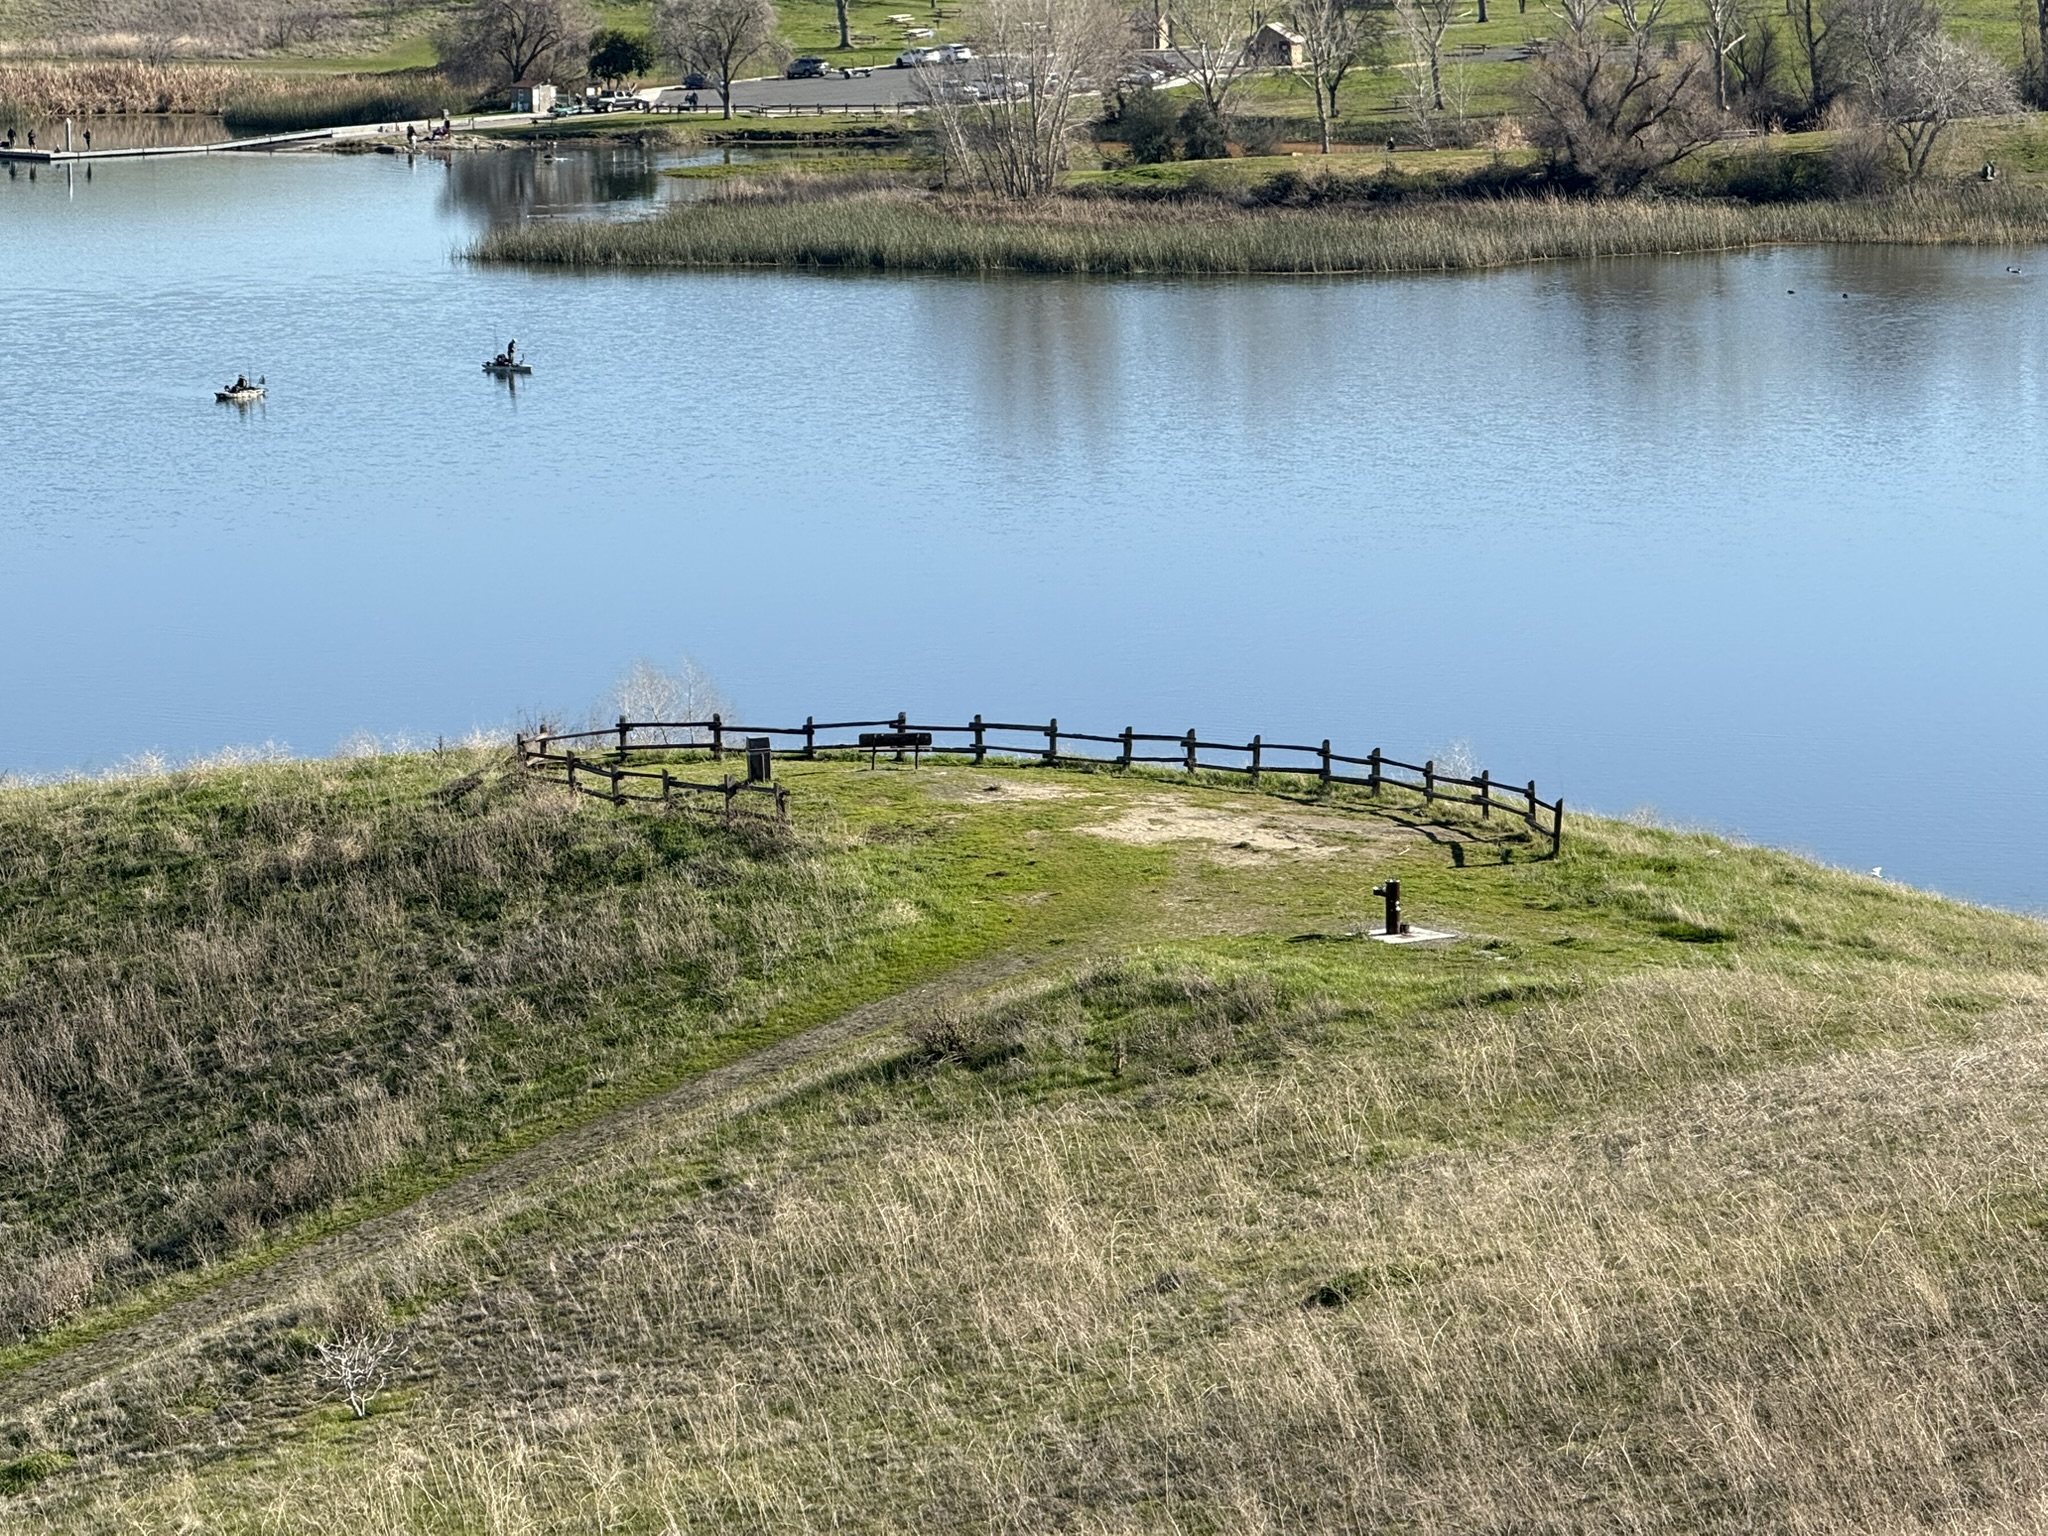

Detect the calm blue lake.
[{"left": 2, "top": 145, "right": 2044, "bottom": 907}]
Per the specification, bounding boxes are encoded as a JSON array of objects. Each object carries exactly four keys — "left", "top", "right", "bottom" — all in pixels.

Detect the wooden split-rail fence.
[{"left": 518, "top": 713, "right": 1565, "bottom": 852}]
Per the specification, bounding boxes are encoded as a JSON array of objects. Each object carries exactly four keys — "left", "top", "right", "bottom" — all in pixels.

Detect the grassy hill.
[{"left": 2, "top": 746, "right": 2047, "bottom": 1530}]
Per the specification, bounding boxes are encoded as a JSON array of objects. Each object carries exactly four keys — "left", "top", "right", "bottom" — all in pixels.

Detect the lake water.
[{"left": 2, "top": 145, "right": 2044, "bottom": 908}]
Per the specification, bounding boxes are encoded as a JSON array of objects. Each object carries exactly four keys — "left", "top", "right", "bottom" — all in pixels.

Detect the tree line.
[{"left": 238, "top": 0, "right": 2020, "bottom": 190}]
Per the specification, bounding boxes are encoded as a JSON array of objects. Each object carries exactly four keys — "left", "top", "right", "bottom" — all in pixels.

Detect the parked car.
[
  {"left": 894, "top": 46, "right": 943, "bottom": 65},
  {"left": 785, "top": 55, "right": 830, "bottom": 78},
  {"left": 549, "top": 100, "right": 589, "bottom": 116},
  {"left": 682, "top": 71, "right": 711, "bottom": 89},
  {"left": 941, "top": 43, "right": 974, "bottom": 59},
  {"left": 591, "top": 92, "right": 643, "bottom": 112}
]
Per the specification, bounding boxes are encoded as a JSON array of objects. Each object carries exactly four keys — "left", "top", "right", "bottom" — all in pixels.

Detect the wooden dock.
[{"left": 0, "top": 113, "right": 545, "bottom": 164}]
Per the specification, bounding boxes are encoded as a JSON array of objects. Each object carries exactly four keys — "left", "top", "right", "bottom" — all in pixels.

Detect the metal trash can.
[{"left": 745, "top": 736, "right": 773, "bottom": 784}]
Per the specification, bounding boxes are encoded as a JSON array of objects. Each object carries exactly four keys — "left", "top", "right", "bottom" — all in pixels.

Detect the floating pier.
[{"left": 0, "top": 113, "right": 546, "bottom": 164}]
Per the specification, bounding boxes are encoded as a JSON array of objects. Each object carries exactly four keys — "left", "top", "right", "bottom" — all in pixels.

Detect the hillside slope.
[{"left": 3, "top": 751, "right": 2047, "bottom": 1531}]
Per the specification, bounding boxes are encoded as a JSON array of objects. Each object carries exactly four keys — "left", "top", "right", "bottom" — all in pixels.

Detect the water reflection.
[
  {"left": 438, "top": 143, "right": 675, "bottom": 227},
  {"left": 18, "top": 114, "right": 232, "bottom": 151}
]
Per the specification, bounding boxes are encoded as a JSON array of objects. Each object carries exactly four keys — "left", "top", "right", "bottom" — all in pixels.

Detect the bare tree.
[
  {"left": 1288, "top": 0, "right": 1384, "bottom": 150},
  {"left": 655, "top": 0, "right": 780, "bottom": 118},
  {"left": 922, "top": 0, "right": 1131, "bottom": 195},
  {"left": 1838, "top": 0, "right": 2016, "bottom": 175},
  {"left": 442, "top": 0, "right": 594, "bottom": 84},
  {"left": 1699, "top": 0, "right": 1746, "bottom": 109},
  {"left": 1787, "top": 0, "right": 1844, "bottom": 119},
  {"left": 1526, "top": 0, "right": 1720, "bottom": 191},
  {"left": 313, "top": 1325, "right": 401, "bottom": 1419},
  {"left": 107, "top": 0, "right": 257, "bottom": 62},
  {"left": 1169, "top": 0, "right": 1258, "bottom": 110},
  {"left": 601, "top": 658, "right": 732, "bottom": 743},
  {"left": 1393, "top": 0, "right": 1458, "bottom": 113},
  {"left": 1729, "top": 1, "right": 1790, "bottom": 120}
]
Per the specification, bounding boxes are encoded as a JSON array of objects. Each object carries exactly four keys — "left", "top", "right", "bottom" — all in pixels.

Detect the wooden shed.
[{"left": 1244, "top": 22, "right": 1305, "bottom": 65}]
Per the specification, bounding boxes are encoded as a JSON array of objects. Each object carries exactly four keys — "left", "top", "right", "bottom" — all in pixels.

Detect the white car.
[
  {"left": 894, "top": 45, "right": 943, "bottom": 65},
  {"left": 942, "top": 43, "right": 974, "bottom": 59}
]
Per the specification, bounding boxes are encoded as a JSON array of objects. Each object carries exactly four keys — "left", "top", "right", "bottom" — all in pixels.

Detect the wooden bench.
[{"left": 859, "top": 730, "right": 934, "bottom": 767}]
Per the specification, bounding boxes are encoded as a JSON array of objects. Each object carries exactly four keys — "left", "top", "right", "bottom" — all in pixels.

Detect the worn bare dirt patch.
[{"left": 1075, "top": 797, "right": 1404, "bottom": 865}]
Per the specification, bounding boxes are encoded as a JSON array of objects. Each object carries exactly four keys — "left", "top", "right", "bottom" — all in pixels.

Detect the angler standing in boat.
[{"left": 483, "top": 340, "right": 532, "bottom": 375}]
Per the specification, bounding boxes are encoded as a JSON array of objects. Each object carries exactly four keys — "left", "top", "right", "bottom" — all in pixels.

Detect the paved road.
[{"left": 641, "top": 68, "right": 930, "bottom": 114}]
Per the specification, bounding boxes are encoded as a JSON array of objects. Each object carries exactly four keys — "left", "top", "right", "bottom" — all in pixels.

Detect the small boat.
[
  {"left": 482, "top": 359, "right": 533, "bottom": 376},
  {"left": 215, "top": 382, "right": 265, "bottom": 403}
]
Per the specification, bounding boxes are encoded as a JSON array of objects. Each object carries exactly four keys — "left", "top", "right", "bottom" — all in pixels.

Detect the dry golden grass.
[
  {"left": 0, "top": 749, "right": 876, "bottom": 1346},
  {"left": 18, "top": 952, "right": 2048, "bottom": 1529}
]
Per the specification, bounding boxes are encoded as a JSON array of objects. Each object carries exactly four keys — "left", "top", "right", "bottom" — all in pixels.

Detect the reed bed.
[
  {"left": 0, "top": 61, "right": 253, "bottom": 116},
  {"left": 472, "top": 181, "right": 2048, "bottom": 276},
  {"left": 221, "top": 74, "right": 471, "bottom": 133}
]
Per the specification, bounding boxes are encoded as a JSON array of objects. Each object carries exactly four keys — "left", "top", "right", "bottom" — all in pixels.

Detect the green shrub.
[
  {"left": 1109, "top": 85, "right": 1181, "bottom": 163},
  {"left": 1178, "top": 99, "right": 1229, "bottom": 161}
]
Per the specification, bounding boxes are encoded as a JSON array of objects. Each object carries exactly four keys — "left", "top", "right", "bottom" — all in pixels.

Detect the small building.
[
  {"left": 1243, "top": 22, "right": 1305, "bottom": 66},
  {"left": 507, "top": 82, "right": 557, "bottom": 114}
]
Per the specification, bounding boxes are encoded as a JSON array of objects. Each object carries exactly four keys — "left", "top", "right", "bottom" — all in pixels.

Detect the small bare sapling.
[{"left": 313, "top": 1322, "right": 401, "bottom": 1419}]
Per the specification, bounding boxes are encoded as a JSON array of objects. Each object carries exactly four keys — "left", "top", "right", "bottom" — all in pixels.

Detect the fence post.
[
  {"left": 1368, "top": 749, "right": 1381, "bottom": 794},
  {"left": 972, "top": 713, "right": 986, "bottom": 764},
  {"left": 1527, "top": 780, "right": 1538, "bottom": 828},
  {"left": 1046, "top": 717, "right": 1058, "bottom": 764},
  {"left": 515, "top": 731, "right": 526, "bottom": 764},
  {"left": 611, "top": 766, "right": 624, "bottom": 806},
  {"left": 894, "top": 711, "right": 908, "bottom": 763},
  {"left": 1424, "top": 760, "right": 1435, "bottom": 803},
  {"left": 1249, "top": 734, "right": 1261, "bottom": 785},
  {"left": 1320, "top": 739, "right": 1331, "bottom": 786},
  {"left": 804, "top": 716, "right": 816, "bottom": 760},
  {"left": 777, "top": 787, "right": 789, "bottom": 822},
  {"left": 1121, "top": 727, "right": 1133, "bottom": 769},
  {"left": 662, "top": 768, "right": 672, "bottom": 804},
  {"left": 724, "top": 774, "right": 735, "bottom": 823},
  {"left": 711, "top": 713, "right": 724, "bottom": 760},
  {"left": 616, "top": 714, "right": 629, "bottom": 755},
  {"left": 1184, "top": 730, "right": 1197, "bottom": 773},
  {"left": 566, "top": 752, "right": 577, "bottom": 793},
  {"left": 1479, "top": 769, "right": 1491, "bottom": 818},
  {"left": 1551, "top": 797, "right": 1565, "bottom": 857}
]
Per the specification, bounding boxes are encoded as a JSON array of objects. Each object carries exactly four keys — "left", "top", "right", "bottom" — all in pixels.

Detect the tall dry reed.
[{"left": 0, "top": 61, "right": 257, "bottom": 116}]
